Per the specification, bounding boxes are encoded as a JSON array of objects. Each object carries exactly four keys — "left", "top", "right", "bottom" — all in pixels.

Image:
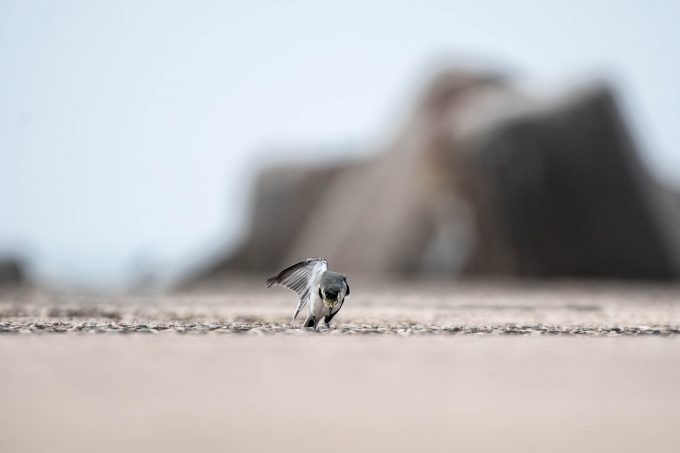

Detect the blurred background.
[
  {"left": 4, "top": 5, "right": 680, "bottom": 451},
  {"left": 2, "top": 0, "right": 680, "bottom": 291}
]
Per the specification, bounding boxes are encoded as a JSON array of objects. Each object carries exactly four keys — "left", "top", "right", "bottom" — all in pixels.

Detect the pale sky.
[{"left": 1, "top": 0, "right": 679, "bottom": 288}]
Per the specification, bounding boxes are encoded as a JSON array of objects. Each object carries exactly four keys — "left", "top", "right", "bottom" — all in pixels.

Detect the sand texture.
[{"left": 1, "top": 280, "right": 680, "bottom": 452}]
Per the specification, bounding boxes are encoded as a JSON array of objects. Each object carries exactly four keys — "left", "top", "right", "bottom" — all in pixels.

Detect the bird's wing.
[{"left": 265, "top": 257, "right": 328, "bottom": 319}]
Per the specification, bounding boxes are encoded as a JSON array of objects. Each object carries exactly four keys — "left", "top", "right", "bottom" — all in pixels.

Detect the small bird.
[{"left": 266, "top": 257, "right": 349, "bottom": 329}]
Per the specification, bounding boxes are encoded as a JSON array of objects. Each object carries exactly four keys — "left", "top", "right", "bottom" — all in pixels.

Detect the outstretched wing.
[{"left": 266, "top": 257, "right": 328, "bottom": 319}]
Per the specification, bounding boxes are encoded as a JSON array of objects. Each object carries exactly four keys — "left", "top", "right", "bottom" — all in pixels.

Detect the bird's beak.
[{"left": 323, "top": 298, "right": 337, "bottom": 308}]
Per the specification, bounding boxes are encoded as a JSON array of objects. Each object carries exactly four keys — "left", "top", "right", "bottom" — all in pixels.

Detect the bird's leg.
[{"left": 302, "top": 315, "right": 316, "bottom": 329}]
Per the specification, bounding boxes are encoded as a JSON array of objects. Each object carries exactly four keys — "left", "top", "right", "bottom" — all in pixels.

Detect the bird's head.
[
  {"left": 319, "top": 271, "right": 348, "bottom": 308},
  {"left": 319, "top": 285, "right": 341, "bottom": 308}
]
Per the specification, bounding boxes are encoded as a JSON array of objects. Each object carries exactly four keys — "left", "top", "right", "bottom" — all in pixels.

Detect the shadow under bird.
[{"left": 266, "top": 258, "right": 350, "bottom": 329}]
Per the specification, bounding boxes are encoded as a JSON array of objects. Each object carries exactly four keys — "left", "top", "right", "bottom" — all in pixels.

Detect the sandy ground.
[{"left": 1, "top": 280, "right": 680, "bottom": 452}]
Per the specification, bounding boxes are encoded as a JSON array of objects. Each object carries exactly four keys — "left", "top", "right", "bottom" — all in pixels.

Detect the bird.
[{"left": 266, "top": 257, "right": 350, "bottom": 329}]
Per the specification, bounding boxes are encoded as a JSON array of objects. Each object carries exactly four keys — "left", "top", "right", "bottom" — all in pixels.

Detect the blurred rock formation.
[
  {"left": 0, "top": 257, "right": 27, "bottom": 288},
  {"left": 450, "top": 84, "right": 680, "bottom": 278},
  {"left": 186, "top": 69, "right": 680, "bottom": 286}
]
